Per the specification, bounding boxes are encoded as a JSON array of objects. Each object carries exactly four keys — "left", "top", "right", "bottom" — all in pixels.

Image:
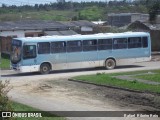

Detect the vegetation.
[
  {"left": 0, "top": 80, "right": 13, "bottom": 112},
  {"left": 73, "top": 70, "right": 160, "bottom": 94},
  {"left": 78, "top": 6, "right": 104, "bottom": 21},
  {"left": 0, "top": 0, "right": 153, "bottom": 21},
  {"left": 134, "top": 70, "right": 160, "bottom": 82},
  {"left": 135, "top": 74, "right": 160, "bottom": 82},
  {"left": 0, "top": 80, "right": 13, "bottom": 120},
  {"left": 11, "top": 102, "right": 65, "bottom": 120},
  {"left": 0, "top": 54, "right": 10, "bottom": 69},
  {"left": 148, "top": 1, "right": 160, "bottom": 23}
]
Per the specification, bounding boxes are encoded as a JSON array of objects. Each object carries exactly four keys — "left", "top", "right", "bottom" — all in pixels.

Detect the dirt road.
[{"left": 1, "top": 61, "right": 160, "bottom": 120}]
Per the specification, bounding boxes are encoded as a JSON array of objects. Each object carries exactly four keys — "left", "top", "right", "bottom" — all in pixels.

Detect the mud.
[{"left": 34, "top": 79, "right": 160, "bottom": 111}]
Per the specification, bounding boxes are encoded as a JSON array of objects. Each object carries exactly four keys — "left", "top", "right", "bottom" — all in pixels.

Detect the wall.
[
  {"left": 131, "top": 14, "right": 149, "bottom": 23},
  {"left": 150, "top": 30, "right": 160, "bottom": 51},
  {"left": 81, "top": 26, "right": 93, "bottom": 32},
  {"left": 108, "top": 15, "right": 131, "bottom": 27}
]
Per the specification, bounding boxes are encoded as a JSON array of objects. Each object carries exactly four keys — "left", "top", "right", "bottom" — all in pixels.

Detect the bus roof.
[{"left": 13, "top": 32, "right": 150, "bottom": 43}]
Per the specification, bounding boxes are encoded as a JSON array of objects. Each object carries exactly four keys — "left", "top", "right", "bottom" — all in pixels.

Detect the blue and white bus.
[{"left": 11, "top": 32, "right": 151, "bottom": 74}]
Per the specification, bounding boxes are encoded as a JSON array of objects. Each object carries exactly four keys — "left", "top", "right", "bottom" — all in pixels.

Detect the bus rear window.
[{"left": 142, "top": 37, "right": 148, "bottom": 48}]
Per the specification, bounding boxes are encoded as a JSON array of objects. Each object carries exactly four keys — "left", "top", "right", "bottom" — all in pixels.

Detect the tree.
[{"left": 148, "top": 1, "right": 160, "bottom": 23}]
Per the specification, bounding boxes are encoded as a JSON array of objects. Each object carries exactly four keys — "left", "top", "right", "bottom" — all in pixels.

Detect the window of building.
[
  {"left": 51, "top": 41, "right": 66, "bottom": 53},
  {"left": 67, "top": 41, "right": 82, "bottom": 52},
  {"left": 38, "top": 42, "right": 50, "bottom": 54},
  {"left": 83, "top": 40, "right": 97, "bottom": 51},
  {"left": 98, "top": 39, "right": 112, "bottom": 50},
  {"left": 113, "top": 38, "right": 127, "bottom": 49}
]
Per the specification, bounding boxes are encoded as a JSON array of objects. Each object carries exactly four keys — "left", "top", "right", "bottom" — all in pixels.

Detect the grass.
[
  {"left": 73, "top": 71, "right": 160, "bottom": 94},
  {"left": 135, "top": 74, "right": 160, "bottom": 82},
  {"left": 116, "top": 69, "right": 160, "bottom": 82},
  {"left": 0, "top": 10, "right": 77, "bottom": 21},
  {"left": 0, "top": 54, "right": 10, "bottom": 69},
  {"left": 109, "top": 69, "right": 160, "bottom": 76},
  {"left": 11, "top": 101, "right": 66, "bottom": 120}
]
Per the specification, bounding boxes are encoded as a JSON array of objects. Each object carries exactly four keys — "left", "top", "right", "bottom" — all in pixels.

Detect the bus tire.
[
  {"left": 105, "top": 59, "right": 116, "bottom": 70},
  {"left": 40, "top": 63, "right": 51, "bottom": 74}
]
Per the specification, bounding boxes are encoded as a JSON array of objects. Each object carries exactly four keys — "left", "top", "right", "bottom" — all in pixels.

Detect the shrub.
[{"left": 0, "top": 80, "right": 13, "bottom": 119}]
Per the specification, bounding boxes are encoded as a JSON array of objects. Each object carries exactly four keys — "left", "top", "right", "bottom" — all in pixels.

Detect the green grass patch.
[
  {"left": 110, "top": 69, "right": 160, "bottom": 83},
  {"left": 135, "top": 74, "right": 160, "bottom": 82},
  {"left": 73, "top": 73, "right": 160, "bottom": 93},
  {"left": 0, "top": 54, "right": 10, "bottom": 69},
  {"left": 11, "top": 101, "right": 66, "bottom": 120},
  {"left": 109, "top": 69, "right": 160, "bottom": 76},
  {"left": 0, "top": 10, "right": 77, "bottom": 21}
]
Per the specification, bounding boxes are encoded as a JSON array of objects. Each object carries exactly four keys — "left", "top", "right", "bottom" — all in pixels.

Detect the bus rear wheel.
[
  {"left": 105, "top": 59, "right": 116, "bottom": 70},
  {"left": 40, "top": 63, "right": 51, "bottom": 74}
]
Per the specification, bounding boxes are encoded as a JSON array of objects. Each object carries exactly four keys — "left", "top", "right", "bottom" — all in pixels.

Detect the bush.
[{"left": 0, "top": 80, "right": 13, "bottom": 113}]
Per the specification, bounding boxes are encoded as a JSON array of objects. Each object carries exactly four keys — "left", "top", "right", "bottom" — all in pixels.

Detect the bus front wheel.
[
  {"left": 40, "top": 63, "right": 51, "bottom": 74},
  {"left": 105, "top": 59, "right": 116, "bottom": 70}
]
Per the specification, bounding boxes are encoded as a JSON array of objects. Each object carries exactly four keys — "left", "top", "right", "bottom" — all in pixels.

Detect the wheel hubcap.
[
  {"left": 43, "top": 67, "right": 48, "bottom": 72},
  {"left": 108, "top": 61, "right": 112, "bottom": 67}
]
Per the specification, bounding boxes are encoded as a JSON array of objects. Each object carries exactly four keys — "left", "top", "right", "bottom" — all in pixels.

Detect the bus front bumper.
[{"left": 11, "top": 64, "right": 40, "bottom": 73}]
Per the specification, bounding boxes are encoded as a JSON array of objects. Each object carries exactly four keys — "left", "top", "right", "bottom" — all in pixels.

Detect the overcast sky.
[{"left": 0, "top": 0, "right": 127, "bottom": 6}]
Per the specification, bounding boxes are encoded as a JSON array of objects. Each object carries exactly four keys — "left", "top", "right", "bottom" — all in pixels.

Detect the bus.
[{"left": 11, "top": 32, "right": 151, "bottom": 74}]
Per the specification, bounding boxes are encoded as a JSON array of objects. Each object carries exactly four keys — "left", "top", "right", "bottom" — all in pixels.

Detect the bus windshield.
[{"left": 11, "top": 40, "right": 22, "bottom": 64}]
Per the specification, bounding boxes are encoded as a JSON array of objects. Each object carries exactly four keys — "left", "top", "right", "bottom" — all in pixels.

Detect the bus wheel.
[
  {"left": 105, "top": 59, "right": 116, "bottom": 70},
  {"left": 40, "top": 63, "right": 50, "bottom": 74}
]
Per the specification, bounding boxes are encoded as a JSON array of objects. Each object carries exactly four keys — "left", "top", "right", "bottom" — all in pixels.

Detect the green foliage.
[
  {"left": 0, "top": 80, "right": 13, "bottom": 120},
  {"left": 148, "top": 1, "right": 160, "bottom": 23},
  {"left": 78, "top": 6, "right": 104, "bottom": 21},
  {"left": 11, "top": 101, "right": 66, "bottom": 120},
  {"left": 0, "top": 54, "right": 10, "bottom": 69},
  {"left": 0, "top": 1, "right": 151, "bottom": 21},
  {"left": 73, "top": 70, "right": 160, "bottom": 93},
  {"left": 135, "top": 74, "right": 160, "bottom": 82},
  {"left": 0, "top": 10, "right": 77, "bottom": 21}
]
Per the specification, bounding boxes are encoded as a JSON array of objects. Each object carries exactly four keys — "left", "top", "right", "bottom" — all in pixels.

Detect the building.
[
  {"left": 61, "top": 20, "right": 97, "bottom": 34},
  {"left": 0, "top": 20, "right": 77, "bottom": 54},
  {"left": 128, "top": 21, "right": 160, "bottom": 51},
  {"left": 108, "top": 13, "right": 149, "bottom": 27}
]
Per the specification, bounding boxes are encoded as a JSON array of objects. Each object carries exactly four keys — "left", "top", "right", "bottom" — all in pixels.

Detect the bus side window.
[
  {"left": 113, "top": 38, "right": 127, "bottom": 49},
  {"left": 83, "top": 40, "right": 97, "bottom": 51},
  {"left": 67, "top": 41, "right": 82, "bottom": 52},
  {"left": 98, "top": 39, "right": 112, "bottom": 50},
  {"left": 128, "top": 37, "right": 142, "bottom": 49},
  {"left": 38, "top": 42, "right": 50, "bottom": 54},
  {"left": 51, "top": 41, "right": 66, "bottom": 53},
  {"left": 142, "top": 37, "right": 148, "bottom": 48},
  {"left": 23, "top": 45, "right": 36, "bottom": 59}
]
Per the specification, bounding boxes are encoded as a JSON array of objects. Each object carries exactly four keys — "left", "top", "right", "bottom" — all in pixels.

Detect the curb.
[
  {"left": 0, "top": 68, "right": 11, "bottom": 70},
  {"left": 68, "top": 79, "right": 160, "bottom": 95}
]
